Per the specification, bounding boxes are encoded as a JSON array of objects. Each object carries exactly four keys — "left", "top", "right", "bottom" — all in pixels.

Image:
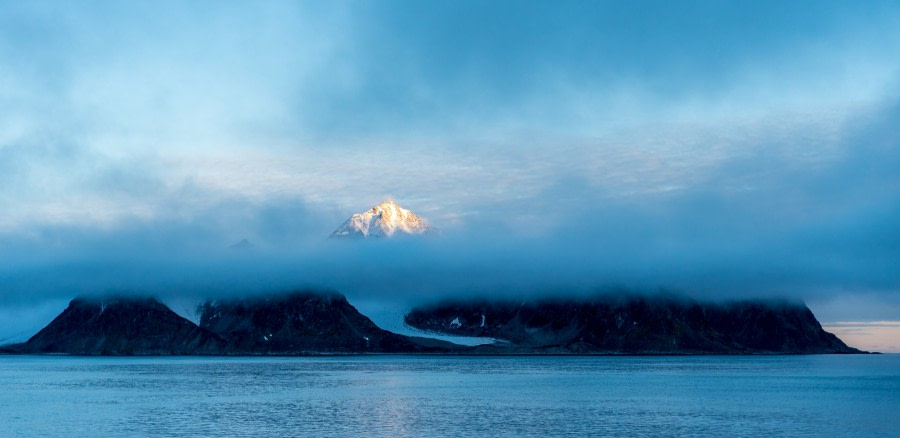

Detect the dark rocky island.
[
  {"left": 5, "top": 291, "right": 864, "bottom": 355},
  {"left": 404, "top": 295, "right": 862, "bottom": 354},
  {"left": 15, "top": 296, "right": 223, "bottom": 355}
]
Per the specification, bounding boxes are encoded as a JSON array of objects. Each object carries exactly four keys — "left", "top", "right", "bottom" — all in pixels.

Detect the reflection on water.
[{"left": 1, "top": 355, "right": 898, "bottom": 436}]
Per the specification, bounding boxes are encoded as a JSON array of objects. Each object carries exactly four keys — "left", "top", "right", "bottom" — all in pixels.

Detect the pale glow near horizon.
[{"left": 823, "top": 322, "right": 900, "bottom": 354}]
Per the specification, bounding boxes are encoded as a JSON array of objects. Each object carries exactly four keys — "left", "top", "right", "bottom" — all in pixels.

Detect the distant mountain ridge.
[{"left": 330, "top": 200, "right": 433, "bottom": 238}]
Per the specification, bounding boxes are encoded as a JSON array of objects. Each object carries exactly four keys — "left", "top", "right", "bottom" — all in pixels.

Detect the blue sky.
[{"left": 2, "top": 1, "right": 900, "bottom": 350}]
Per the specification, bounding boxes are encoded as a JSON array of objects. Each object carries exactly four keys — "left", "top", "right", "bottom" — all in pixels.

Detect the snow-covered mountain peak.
[{"left": 330, "top": 200, "right": 433, "bottom": 238}]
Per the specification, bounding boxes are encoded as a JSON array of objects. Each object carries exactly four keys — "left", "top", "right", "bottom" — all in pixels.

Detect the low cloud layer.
[
  {"left": 2, "top": 98, "right": 898, "bottom": 308},
  {"left": 2, "top": 2, "right": 900, "bottom": 343}
]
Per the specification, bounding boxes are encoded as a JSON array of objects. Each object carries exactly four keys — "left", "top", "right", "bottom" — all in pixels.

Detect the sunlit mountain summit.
[{"left": 330, "top": 200, "right": 433, "bottom": 238}]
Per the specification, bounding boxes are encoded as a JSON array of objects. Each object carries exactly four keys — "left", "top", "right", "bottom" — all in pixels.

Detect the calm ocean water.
[{"left": 1, "top": 355, "right": 898, "bottom": 437}]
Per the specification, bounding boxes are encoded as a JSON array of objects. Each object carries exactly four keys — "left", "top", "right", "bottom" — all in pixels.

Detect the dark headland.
[
  {"left": 4, "top": 290, "right": 865, "bottom": 355},
  {"left": 405, "top": 296, "right": 862, "bottom": 354}
]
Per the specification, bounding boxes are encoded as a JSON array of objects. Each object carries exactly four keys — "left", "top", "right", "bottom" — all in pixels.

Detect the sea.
[{"left": 1, "top": 355, "right": 898, "bottom": 437}]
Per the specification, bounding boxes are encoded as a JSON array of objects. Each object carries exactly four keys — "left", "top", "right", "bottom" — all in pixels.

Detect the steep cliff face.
[
  {"left": 199, "top": 291, "right": 444, "bottom": 354},
  {"left": 404, "top": 296, "right": 862, "bottom": 354},
  {"left": 17, "top": 296, "right": 223, "bottom": 355}
]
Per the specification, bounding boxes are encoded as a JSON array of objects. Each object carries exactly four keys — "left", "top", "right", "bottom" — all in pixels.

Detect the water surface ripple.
[{"left": 1, "top": 355, "right": 898, "bottom": 437}]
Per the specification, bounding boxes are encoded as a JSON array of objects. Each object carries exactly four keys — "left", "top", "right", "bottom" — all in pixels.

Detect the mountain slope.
[
  {"left": 16, "top": 296, "right": 223, "bottom": 355},
  {"left": 199, "top": 291, "right": 449, "bottom": 353},
  {"left": 330, "top": 200, "right": 432, "bottom": 238},
  {"left": 405, "top": 296, "right": 864, "bottom": 354}
]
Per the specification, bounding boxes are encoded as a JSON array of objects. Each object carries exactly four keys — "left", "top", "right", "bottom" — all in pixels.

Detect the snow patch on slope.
[
  {"left": 163, "top": 297, "right": 204, "bottom": 325},
  {"left": 352, "top": 299, "right": 496, "bottom": 346}
]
